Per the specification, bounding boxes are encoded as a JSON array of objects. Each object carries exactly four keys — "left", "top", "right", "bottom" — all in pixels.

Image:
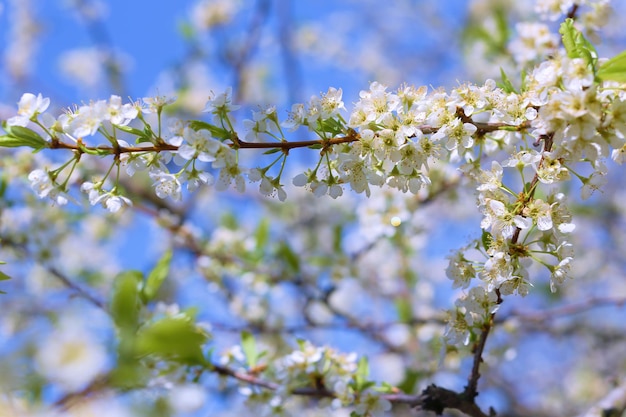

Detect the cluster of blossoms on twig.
[{"left": 219, "top": 340, "right": 392, "bottom": 417}]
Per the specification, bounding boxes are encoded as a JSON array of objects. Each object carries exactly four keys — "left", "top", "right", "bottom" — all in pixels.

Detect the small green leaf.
[
  {"left": 498, "top": 67, "right": 517, "bottom": 94},
  {"left": 276, "top": 242, "right": 300, "bottom": 272},
  {"left": 111, "top": 270, "right": 143, "bottom": 332},
  {"left": 332, "top": 225, "right": 343, "bottom": 253},
  {"left": 481, "top": 230, "right": 492, "bottom": 251},
  {"left": 241, "top": 331, "right": 258, "bottom": 368},
  {"left": 178, "top": 20, "right": 196, "bottom": 40},
  {"left": 109, "top": 361, "right": 146, "bottom": 389},
  {"left": 188, "top": 120, "right": 231, "bottom": 140},
  {"left": 560, "top": 19, "right": 578, "bottom": 59},
  {"left": 143, "top": 124, "right": 155, "bottom": 138},
  {"left": 141, "top": 249, "right": 172, "bottom": 303},
  {"left": 376, "top": 382, "right": 396, "bottom": 393},
  {"left": 398, "top": 370, "right": 421, "bottom": 394},
  {"left": 254, "top": 220, "right": 270, "bottom": 252},
  {"left": 318, "top": 118, "right": 344, "bottom": 136},
  {"left": 0, "top": 135, "right": 30, "bottom": 148},
  {"left": 395, "top": 298, "right": 413, "bottom": 323},
  {"left": 0, "top": 177, "right": 7, "bottom": 198},
  {"left": 135, "top": 317, "right": 207, "bottom": 364},
  {"left": 0, "top": 267, "right": 9, "bottom": 294},
  {"left": 353, "top": 356, "right": 370, "bottom": 391},
  {"left": 78, "top": 145, "right": 112, "bottom": 156},
  {"left": 262, "top": 148, "right": 281, "bottom": 155},
  {"left": 559, "top": 19, "right": 597, "bottom": 66},
  {"left": 115, "top": 124, "right": 147, "bottom": 137},
  {"left": 0, "top": 125, "right": 48, "bottom": 149},
  {"left": 597, "top": 50, "right": 626, "bottom": 82},
  {"left": 520, "top": 68, "right": 528, "bottom": 92}
]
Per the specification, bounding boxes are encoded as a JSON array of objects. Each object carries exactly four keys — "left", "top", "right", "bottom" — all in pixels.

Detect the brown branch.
[
  {"left": 464, "top": 317, "right": 494, "bottom": 400},
  {"left": 233, "top": 134, "right": 358, "bottom": 150},
  {"left": 566, "top": 4, "right": 580, "bottom": 20},
  {"left": 53, "top": 376, "right": 109, "bottom": 410},
  {"left": 212, "top": 363, "right": 498, "bottom": 413},
  {"left": 420, "top": 384, "right": 494, "bottom": 417},
  {"left": 49, "top": 140, "right": 179, "bottom": 154},
  {"left": 42, "top": 118, "right": 532, "bottom": 156}
]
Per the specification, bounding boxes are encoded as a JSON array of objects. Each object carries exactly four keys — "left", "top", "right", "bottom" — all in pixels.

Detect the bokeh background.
[{"left": 2, "top": 1, "right": 626, "bottom": 416}]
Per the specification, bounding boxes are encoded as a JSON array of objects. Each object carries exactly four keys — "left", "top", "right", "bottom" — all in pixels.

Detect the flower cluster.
[
  {"left": 445, "top": 287, "right": 500, "bottom": 346},
  {"left": 219, "top": 340, "right": 392, "bottom": 417}
]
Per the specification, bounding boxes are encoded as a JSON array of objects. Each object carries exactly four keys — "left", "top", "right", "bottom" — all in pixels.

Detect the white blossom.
[
  {"left": 35, "top": 325, "right": 107, "bottom": 392},
  {"left": 7, "top": 92, "right": 50, "bottom": 126}
]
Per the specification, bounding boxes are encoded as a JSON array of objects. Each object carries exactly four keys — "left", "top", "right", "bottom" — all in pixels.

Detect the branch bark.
[{"left": 577, "top": 380, "right": 626, "bottom": 417}]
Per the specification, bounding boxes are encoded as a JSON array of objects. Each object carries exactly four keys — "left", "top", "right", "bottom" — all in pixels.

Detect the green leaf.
[
  {"left": 0, "top": 176, "right": 7, "bottom": 198},
  {"left": 520, "top": 68, "right": 528, "bottom": 92},
  {"left": 0, "top": 125, "right": 48, "bottom": 149},
  {"left": 276, "top": 241, "right": 300, "bottom": 273},
  {"left": 78, "top": 145, "right": 112, "bottom": 156},
  {"left": 332, "top": 224, "right": 343, "bottom": 253},
  {"left": 0, "top": 266, "right": 9, "bottom": 294},
  {"left": 397, "top": 370, "right": 421, "bottom": 394},
  {"left": 135, "top": 317, "right": 208, "bottom": 365},
  {"left": 141, "top": 249, "right": 172, "bottom": 303},
  {"left": 178, "top": 20, "right": 196, "bottom": 40},
  {"left": 115, "top": 124, "right": 148, "bottom": 137},
  {"left": 375, "top": 382, "right": 396, "bottom": 393},
  {"left": 395, "top": 298, "right": 413, "bottom": 323},
  {"left": 109, "top": 361, "right": 146, "bottom": 389},
  {"left": 111, "top": 270, "right": 143, "bottom": 332},
  {"left": 188, "top": 120, "right": 231, "bottom": 140},
  {"left": 597, "top": 50, "right": 626, "bottom": 82},
  {"left": 262, "top": 148, "right": 281, "bottom": 155},
  {"left": 498, "top": 67, "right": 517, "bottom": 94},
  {"left": 254, "top": 219, "right": 270, "bottom": 252},
  {"left": 559, "top": 19, "right": 597, "bottom": 66},
  {"left": 353, "top": 356, "right": 371, "bottom": 391},
  {"left": 0, "top": 135, "right": 30, "bottom": 148},
  {"left": 241, "top": 330, "right": 258, "bottom": 368},
  {"left": 143, "top": 124, "right": 156, "bottom": 138},
  {"left": 481, "top": 230, "right": 492, "bottom": 251},
  {"left": 318, "top": 117, "right": 344, "bottom": 136},
  {"left": 559, "top": 19, "right": 578, "bottom": 58}
]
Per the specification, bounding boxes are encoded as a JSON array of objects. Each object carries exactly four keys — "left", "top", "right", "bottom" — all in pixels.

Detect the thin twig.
[
  {"left": 48, "top": 266, "right": 108, "bottom": 311},
  {"left": 44, "top": 118, "right": 531, "bottom": 157}
]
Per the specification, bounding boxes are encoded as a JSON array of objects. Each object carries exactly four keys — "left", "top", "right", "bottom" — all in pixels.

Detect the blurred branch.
[
  {"left": 0, "top": 236, "right": 108, "bottom": 311},
  {"left": 577, "top": 380, "right": 626, "bottom": 417},
  {"left": 48, "top": 266, "right": 108, "bottom": 311},
  {"left": 504, "top": 296, "right": 626, "bottom": 324},
  {"left": 71, "top": 0, "right": 128, "bottom": 95},
  {"left": 276, "top": 0, "right": 303, "bottom": 104},
  {"left": 230, "top": 0, "right": 272, "bottom": 102}
]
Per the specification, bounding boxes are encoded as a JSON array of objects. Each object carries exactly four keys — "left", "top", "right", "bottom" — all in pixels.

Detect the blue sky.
[{"left": 0, "top": 1, "right": 470, "bottom": 110}]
